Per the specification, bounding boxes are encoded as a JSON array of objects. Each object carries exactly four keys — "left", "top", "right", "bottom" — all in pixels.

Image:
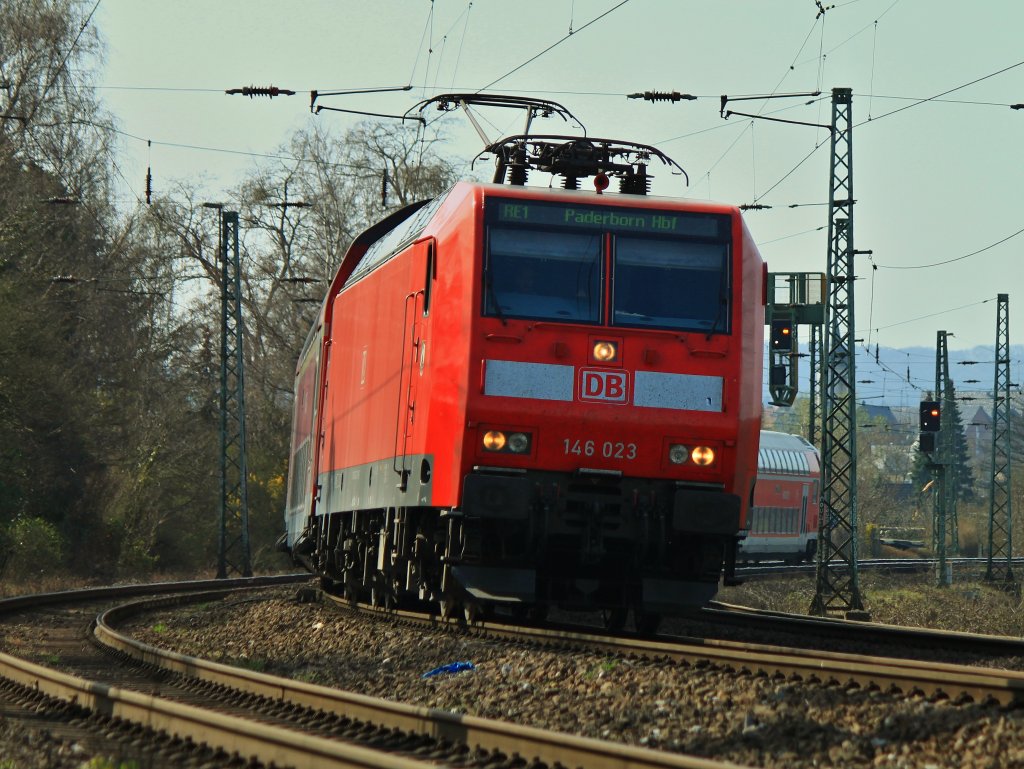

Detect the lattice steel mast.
[
  {"left": 810, "top": 87, "right": 867, "bottom": 618},
  {"left": 986, "top": 294, "right": 1014, "bottom": 582},
  {"left": 808, "top": 323, "right": 823, "bottom": 446},
  {"left": 218, "top": 210, "right": 252, "bottom": 578},
  {"left": 932, "top": 330, "right": 952, "bottom": 586}
]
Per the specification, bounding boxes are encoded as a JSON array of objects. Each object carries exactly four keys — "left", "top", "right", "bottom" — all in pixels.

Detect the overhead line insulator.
[
  {"left": 627, "top": 91, "right": 696, "bottom": 103},
  {"left": 225, "top": 85, "right": 296, "bottom": 98}
]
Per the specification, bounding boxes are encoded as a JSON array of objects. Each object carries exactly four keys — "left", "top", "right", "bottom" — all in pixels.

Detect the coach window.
[
  {"left": 484, "top": 228, "right": 602, "bottom": 323},
  {"left": 612, "top": 237, "right": 729, "bottom": 333}
]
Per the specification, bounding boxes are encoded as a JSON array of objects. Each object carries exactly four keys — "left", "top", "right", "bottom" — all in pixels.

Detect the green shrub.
[{"left": 3, "top": 515, "right": 63, "bottom": 577}]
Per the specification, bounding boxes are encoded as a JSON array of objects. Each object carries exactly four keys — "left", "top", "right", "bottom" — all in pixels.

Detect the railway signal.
[
  {"left": 918, "top": 400, "right": 940, "bottom": 454},
  {"left": 919, "top": 401, "right": 941, "bottom": 432},
  {"left": 770, "top": 318, "right": 793, "bottom": 350}
]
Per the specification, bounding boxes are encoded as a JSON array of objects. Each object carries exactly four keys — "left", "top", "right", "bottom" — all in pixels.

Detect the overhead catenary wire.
[
  {"left": 702, "top": 53, "right": 1022, "bottom": 209},
  {"left": 863, "top": 297, "right": 996, "bottom": 334},
  {"left": 476, "top": 0, "right": 631, "bottom": 92},
  {"left": 75, "top": 4, "right": 1019, "bottom": 358},
  {"left": 449, "top": 3, "right": 474, "bottom": 89},
  {"left": 867, "top": 19, "right": 878, "bottom": 119},
  {"left": 23, "top": 0, "right": 102, "bottom": 128},
  {"left": 408, "top": 0, "right": 436, "bottom": 91},
  {"left": 873, "top": 226, "right": 1024, "bottom": 270},
  {"left": 859, "top": 58, "right": 1024, "bottom": 125}
]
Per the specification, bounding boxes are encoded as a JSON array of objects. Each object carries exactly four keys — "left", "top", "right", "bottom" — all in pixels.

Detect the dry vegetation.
[{"left": 719, "top": 568, "right": 1024, "bottom": 637}]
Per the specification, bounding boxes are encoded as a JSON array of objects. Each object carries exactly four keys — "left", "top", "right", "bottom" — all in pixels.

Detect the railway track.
[
  {"left": 0, "top": 578, "right": 746, "bottom": 769},
  {"left": 6, "top": 577, "right": 1024, "bottom": 768},
  {"left": 702, "top": 600, "right": 1024, "bottom": 660},
  {"left": 318, "top": 593, "right": 1024, "bottom": 707},
  {"left": 735, "top": 555, "right": 1024, "bottom": 579}
]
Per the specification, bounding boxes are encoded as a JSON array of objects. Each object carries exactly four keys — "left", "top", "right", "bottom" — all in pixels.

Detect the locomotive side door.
[{"left": 394, "top": 237, "right": 436, "bottom": 492}]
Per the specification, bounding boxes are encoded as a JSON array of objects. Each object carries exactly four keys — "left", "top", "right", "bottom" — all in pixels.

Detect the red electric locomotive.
[
  {"left": 739, "top": 430, "right": 821, "bottom": 564},
  {"left": 282, "top": 99, "right": 765, "bottom": 629}
]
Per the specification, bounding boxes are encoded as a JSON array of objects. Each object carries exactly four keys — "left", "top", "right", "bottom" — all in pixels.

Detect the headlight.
[
  {"left": 482, "top": 429, "right": 532, "bottom": 454},
  {"left": 668, "top": 444, "right": 688, "bottom": 464},
  {"left": 483, "top": 430, "right": 507, "bottom": 451},
  {"left": 691, "top": 446, "right": 716, "bottom": 466},
  {"left": 507, "top": 432, "right": 530, "bottom": 454},
  {"left": 592, "top": 340, "right": 618, "bottom": 362}
]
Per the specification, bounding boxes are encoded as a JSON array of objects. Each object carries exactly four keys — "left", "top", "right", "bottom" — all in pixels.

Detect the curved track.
[
  {"left": 324, "top": 593, "right": 1024, "bottom": 707},
  {"left": 6, "top": 577, "right": 1024, "bottom": 768},
  {"left": 0, "top": 578, "right": 744, "bottom": 769}
]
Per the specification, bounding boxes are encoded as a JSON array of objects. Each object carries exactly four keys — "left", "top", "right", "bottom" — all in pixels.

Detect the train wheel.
[
  {"left": 342, "top": 572, "right": 361, "bottom": 603},
  {"left": 370, "top": 575, "right": 395, "bottom": 610},
  {"left": 603, "top": 608, "right": 628, "bottom": 631},
  {"left": 463, "top": 601, "right": 482, "bottom": 625},
  {"left": 438, "top": 596, "right": 458, "bottom": 622},
  {"left": 370, "top": 584, "right": 385, "bottom": 608}
]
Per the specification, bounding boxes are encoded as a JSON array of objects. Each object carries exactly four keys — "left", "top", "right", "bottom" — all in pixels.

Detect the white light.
[
  {"left": 691, "top": 446, "right": 716, "bottom": 466},
  {"left": 593, "top": 341, "right": 617, "bottom": 362},
  {"left": 508, "top": 432, "right": 530, "bottom": 453},
  {"left": 483, "top": 431, "right": 507, "bottom": 451}
]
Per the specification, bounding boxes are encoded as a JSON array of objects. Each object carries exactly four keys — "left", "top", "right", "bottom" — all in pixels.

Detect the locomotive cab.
[{"left": 452, "top": 190, "right": 762, "bottom": 619}]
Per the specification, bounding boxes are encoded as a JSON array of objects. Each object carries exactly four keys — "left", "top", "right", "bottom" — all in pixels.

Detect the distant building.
[
  {"left": 964, "top": 405, "right": 991, "bottom": 465},
  {"left": 859, "top": 402, "right": 898, "bottom": 426}
]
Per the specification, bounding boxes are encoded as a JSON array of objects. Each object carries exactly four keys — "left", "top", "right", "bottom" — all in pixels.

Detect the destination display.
[{"left": 488, "top": 198, "right": 728, "bottom": 239}]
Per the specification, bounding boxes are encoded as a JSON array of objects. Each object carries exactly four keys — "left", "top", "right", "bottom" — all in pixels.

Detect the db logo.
[{"left": 578, "top": 368, "right": 630, "bottom": 404}]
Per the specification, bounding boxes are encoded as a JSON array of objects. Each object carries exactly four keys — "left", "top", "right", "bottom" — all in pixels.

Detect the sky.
[{"left": 92, "top": 0, "right": 1024, "bottom": 375}]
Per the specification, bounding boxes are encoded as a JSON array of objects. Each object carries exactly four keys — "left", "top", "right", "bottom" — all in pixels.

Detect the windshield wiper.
[
  {"left": 705, "top": 270, "right": 729, "bottom": 340},
  {"left": 485, "top": 273, "right": 508, "bottom": 326}
]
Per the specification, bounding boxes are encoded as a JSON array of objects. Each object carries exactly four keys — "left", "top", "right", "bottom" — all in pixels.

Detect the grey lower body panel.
[{"left": 317, "top": 454, "right": 434, "bottom": 513}]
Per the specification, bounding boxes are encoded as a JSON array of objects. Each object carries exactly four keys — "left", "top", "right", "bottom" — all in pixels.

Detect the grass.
[
  {"left": 719, "top": 569, "right": 1024, "bottom": 636},
  {"left": 584, "top": 659, "right": 619, "bottom": 680},
  {"left": 294, "top": 669, "right": 324, "bottom": 684},
  {"left": 0, "top": 569, "right": 223, "bottom": 599},
  {"left": 83, "top": 759, "right": 139, "bottom": 769},
  {"left": 233, "top": 656, "right": 268, "bottom": 673}
]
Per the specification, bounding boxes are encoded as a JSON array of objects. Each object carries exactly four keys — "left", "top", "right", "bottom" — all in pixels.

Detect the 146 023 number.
[{"left": 563, "top": 439, "right": 637, "bottom": 460}]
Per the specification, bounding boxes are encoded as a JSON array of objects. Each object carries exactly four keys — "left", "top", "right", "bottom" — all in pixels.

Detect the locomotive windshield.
[
  {"left": 484, "top": 229, "right": 602, "bottom": 323},
  {"left": 613, "top": 238, "right": 728, "bottom": 331},
  {"left": 484, "top": 198, "right": 731, "bottom": 333}
]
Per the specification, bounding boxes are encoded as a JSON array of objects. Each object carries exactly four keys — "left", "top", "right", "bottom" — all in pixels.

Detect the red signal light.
[
  {"left": 770, "top": 319, "right": 794, "bottom": 351},
  {"left": 919, "top": 401, "right": 941, "bottom": 432}
]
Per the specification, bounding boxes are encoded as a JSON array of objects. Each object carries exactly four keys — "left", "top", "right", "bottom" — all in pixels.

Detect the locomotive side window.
[
  {"left": 612, "top": 238, "right": 730, "bottom": 333},
  {"left": 484, "top": 228, "right": 601, "bottom": 323},
  {"left": 344, "top": 192, "right": 448, "bottom": 288}
]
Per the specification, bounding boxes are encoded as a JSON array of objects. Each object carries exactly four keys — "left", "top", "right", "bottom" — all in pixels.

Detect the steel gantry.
[
  {"left": 218, "top": 210, "right": 252, "bottom": 578},
  {"left": 765, "top": 272, "right": 825, "bottom": 409},
  {"left": 810, "top": 87, "right": 868, "bottom": 619},
  {"left": 986, "top": 294, "right": 1014, "bottom": 583}
]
